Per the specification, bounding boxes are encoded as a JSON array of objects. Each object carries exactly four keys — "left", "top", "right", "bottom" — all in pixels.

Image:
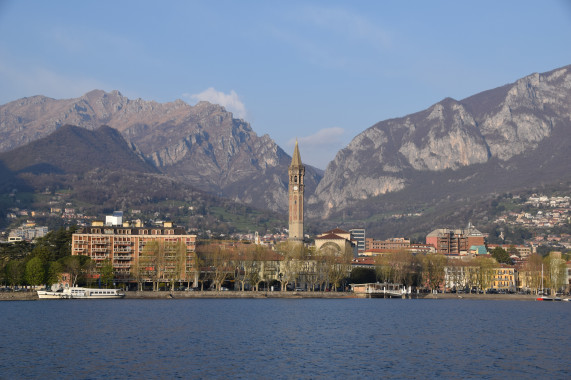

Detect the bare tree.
[
  {"left": 140, "top": 240, "right": 165, "bottom": 291},
  {"left": 317, "top": 243, "right": 352, "bottom": 292},
  {"left": 245, "top": 245, "right": 268, "bottom": 291},
  {"left": 276, "top": 241, "right": 306, "bottom": 291},
  {"left": 522, "top": 253, "right": 543, "bottom": 294},
  {"left": 374, "top": 253, "right": 392, "bottom": 283},
  {"left": 544, "top": 252, "right": 566, "bottom": 295},
  {"left": 472, "top": 256, "right": 497, "bottom": 292},
  {"left": 421, "top": 253, "right": 447, "bottom": 292},
  {"left": 198, "top": 242, "right": 234, "bottom": 291}
]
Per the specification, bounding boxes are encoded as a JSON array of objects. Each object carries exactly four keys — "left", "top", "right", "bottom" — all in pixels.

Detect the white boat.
[{"left": 37, "top": 287, "right": 125, "bottom": 299}]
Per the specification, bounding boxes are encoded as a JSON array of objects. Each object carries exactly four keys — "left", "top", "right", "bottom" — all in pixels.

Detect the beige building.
[
  {"left": 72, "top": 219, "right": 197, "bottom": 286},
  {"left": 315, "top": 228, "right": 357, "bottom": 257}
]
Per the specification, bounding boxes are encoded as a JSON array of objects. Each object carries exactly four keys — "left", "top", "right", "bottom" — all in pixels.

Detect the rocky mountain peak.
[
  {"left": 310, "top": 65, "right": 571, "bottom": 217},
  {"left": 0, "top": 89, "right": 323, "bottom": 212}
]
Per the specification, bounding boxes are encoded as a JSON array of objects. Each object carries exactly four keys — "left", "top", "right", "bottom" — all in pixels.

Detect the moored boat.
[{"left": 37, "top": 287, "right": 124, "bottom": 299}]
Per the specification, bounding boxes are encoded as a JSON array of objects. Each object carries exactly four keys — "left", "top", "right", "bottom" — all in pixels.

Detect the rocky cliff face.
[
  {"left": 0, "top": 90, "right": 322, "bottom": 212},
  {"left": 2, "top": 65, "right": 570, "bottom": 220},
  {"left": 310, "top": 65, "right": 571, "bottom": 218}
]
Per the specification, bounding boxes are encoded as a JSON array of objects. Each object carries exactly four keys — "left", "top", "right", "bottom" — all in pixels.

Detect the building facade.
[
  {"left": 72, "top": 220, "right": 197, "bottom": 286},
  {"left": 315, "top": 228, "right": 357, "bottom": 257},
  {"left": 349, "top": 229, "right": 366, "bottom": 253},
  {"left": 426, "top": 223, "right": 485, "bottom": 255}
]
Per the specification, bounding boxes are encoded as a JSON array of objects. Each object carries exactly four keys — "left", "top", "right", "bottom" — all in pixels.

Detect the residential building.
[
  {"left": 492, "top": 265, "right": 516, "bottom": 291},
  {"left": 349, "top": 228, "right": 366, "bottom": 253},
  {"left": 426, "top": 223, "right": 485, "bottom": 255},
  {"left": 365, "top": 237, "right": 410, "bottom": 251},
  {"left": 9, "top": 223, "right": 48, "bottom": 242},
  {"left": 72, "top": 218, "right": 197, "bottom": 286},
  {"left": 487, "top": 244, "right": 532, "bottom": 258}
]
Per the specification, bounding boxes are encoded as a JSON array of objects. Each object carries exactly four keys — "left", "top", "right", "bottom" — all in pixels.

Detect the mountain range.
[{"left": 1, "top": 64, "right": 570, "bottom": 237}]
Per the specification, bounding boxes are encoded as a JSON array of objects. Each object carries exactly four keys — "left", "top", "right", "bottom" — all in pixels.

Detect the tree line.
[{"left": 2, "top": 231, "right": 568, "bottom": 295}]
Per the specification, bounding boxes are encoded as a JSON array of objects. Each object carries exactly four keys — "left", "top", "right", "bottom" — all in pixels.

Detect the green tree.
[
  {"left": 46, "top": 261, "right": 63, "bottom": 287},
  {"left": 0, "top": 240, "right": 32, "bottom": 261},
  {"left": 33, "top": 227, "right": 76, "bottom": 262},
  {"left": 25, "top": 256, "right": 46, "bottom": 287},
  {"left": 99, "top": 259, "right": 114, "bottom": 288},
  {"left": 5, "top": 259, "right": 24, "bottom": 287},
  {"left": 60, "top": 255, "right": 91, "bottom": 286},
  {"left": 350, "top": 267, "right": 377, "bottom": 284},
  {"left": 491, "top": 247, "right": 513, "bottom": 264}
]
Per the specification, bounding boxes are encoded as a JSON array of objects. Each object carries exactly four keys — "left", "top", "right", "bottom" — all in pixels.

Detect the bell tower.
[{"left": 288, "top": 140, "right": 305, "bottom": 241}]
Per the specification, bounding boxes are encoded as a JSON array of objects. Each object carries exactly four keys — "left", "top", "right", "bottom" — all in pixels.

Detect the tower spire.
[
  {"left": 288, "top": 139, "right": 305, "bottom": 242},
  {"left": 291, "top": 139, "right": 302, "bottom": 167}
]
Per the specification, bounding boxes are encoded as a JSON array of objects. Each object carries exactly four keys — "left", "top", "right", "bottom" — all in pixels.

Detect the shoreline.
[{"left": 0, "top": 290, "right": 547, "bottom": 301}]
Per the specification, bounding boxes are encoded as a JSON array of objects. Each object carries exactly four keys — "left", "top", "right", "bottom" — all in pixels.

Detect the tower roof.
[{"left": 291, "top": 139, "right": 303, "bottom": 167}]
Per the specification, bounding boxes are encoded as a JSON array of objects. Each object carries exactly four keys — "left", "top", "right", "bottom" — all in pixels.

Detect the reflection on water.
[{"left": 0, "top": 299, "right": 569, "bottom": 379}]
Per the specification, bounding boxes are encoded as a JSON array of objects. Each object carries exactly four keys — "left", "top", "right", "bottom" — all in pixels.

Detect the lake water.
[{"left": 0, "top": 298, "right": 569, "bottom": 379}]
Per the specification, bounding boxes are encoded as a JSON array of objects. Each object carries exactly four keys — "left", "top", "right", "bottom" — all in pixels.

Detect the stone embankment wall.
[
  {"left": 124, "top": 291, "right": 355, "bottom": 299},
  {"left": 0, "top": 290, "right": 545, "bottom": 301},
  {"left": 0, "top": 292, "right": 38, "bottom": 301}
]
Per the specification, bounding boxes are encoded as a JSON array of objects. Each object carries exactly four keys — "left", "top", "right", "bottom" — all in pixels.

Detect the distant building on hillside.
[
  {"left": 9, "top": 223, "right": 48, "bottom": 242},
  {"left": 487, "top": 244, "right": 532, "bottom": 258},
  {"left": 426, "top": 223, "right": 485, "bottom": 255}
]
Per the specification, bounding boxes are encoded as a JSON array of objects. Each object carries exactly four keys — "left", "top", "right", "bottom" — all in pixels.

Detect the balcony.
[
  {"left": 92, "top": 256, "right": 108, "bottom": 261},
  {"left": 114, "top": 241, "right": 132, "bottom": 246},
  {"left": 113, "top": 263, "right": 132, "bottom": 269},
  {"left": 114, "top": 255, "right": 132, "bottom": 261},
  {"left": 114, "top": 247, "right": 132, "bottom": 253}
]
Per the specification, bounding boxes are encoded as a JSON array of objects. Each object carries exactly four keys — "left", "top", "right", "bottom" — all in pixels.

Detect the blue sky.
[{"left": 1, "top": 1, "right": 571, "bottom": 169}]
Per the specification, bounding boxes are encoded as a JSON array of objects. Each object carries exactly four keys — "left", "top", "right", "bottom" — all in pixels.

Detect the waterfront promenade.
[{"left": 0, "top": 290, "right": 542, "bottom": 301}]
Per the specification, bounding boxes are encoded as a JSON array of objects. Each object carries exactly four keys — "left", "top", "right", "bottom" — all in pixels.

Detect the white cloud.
[
  {"left": 292, "top": 127, "right": 345, "bottom": 146},
  {"left": 287, "top": 127, "right": 346, "bottom": 169},
  {"left": 183, "top": 88, "right": 247, "bottom": 120}
]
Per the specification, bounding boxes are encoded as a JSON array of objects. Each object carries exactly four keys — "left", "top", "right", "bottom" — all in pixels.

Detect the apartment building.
[
  {"left": 72, "top": 218, "right": 197, "bottom": 285},
  {"left": 349, "top": 229, "right": 366, "bottom": 253},
  {"left": 426, "top": 223, "right": 485, "bottom": 255},
  {"left": 487, "top": 244, "right": 532, "bottom": 258}
]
